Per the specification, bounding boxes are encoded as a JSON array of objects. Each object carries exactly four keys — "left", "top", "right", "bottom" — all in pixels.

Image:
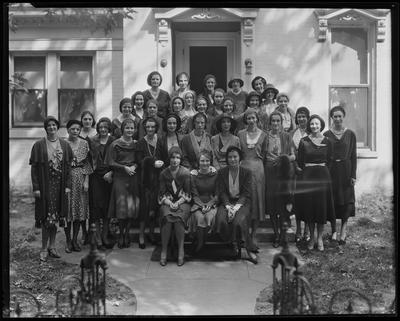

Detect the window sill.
[{"left": 357, "top": 148, "right": 378, "bottom": 159}]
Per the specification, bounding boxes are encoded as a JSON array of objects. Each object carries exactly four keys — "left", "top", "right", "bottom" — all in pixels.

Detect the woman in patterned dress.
[
  {"left": 296, "top": 115, "right": 335, "bottom": 252},
  {"left": 143, "top": 71, "right": 171, "bottom": 119},
  {"left": 324, "top": 106, "right": 357, "bottom": 245},
  {"left": 64, "top": 120, "right": 93, "bottom": 253},
  {"left": 264, "top": 111, "right": 296, "bottom": 247},
  {"left": 237, "top": 108, "right": 268, "bottom": 251},
  {"left": 158, "top": 146, "right": 192, "bottom": 266},
  {"left": 30, "top": 116, "right": 73, "bottom": 261},
  {"left": 107, "top": 118, "right": 141, "bottom": 248}
]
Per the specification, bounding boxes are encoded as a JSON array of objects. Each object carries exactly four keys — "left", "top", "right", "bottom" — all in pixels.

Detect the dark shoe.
[
  {"left": 139, "top": 242, "right": 146, "bottom": 249},
  {"left": 48, "top": 248, "right": 61, "bottom": 258},
  {"left": 65, "top": 241, "right": 73, "bottom": 253},
  {"left": 338, "top": 239, "right": 346, "bottom": 245},
  {"left": 72, "top": 240, "right": 81, "bottom": 252},
  {"left": 177, "top": 257, "right": 185, "bottom": 266},
  {"left": 245, "top": 250, "right": 258, "bottom": 264},
  {"left": 272, "top": 237, "right": 280, "bottom": 248}
]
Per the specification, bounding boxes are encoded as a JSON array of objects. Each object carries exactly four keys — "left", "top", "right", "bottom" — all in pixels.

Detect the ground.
[
  {"left": 7, "top": 192, "right": 136, "bottom": 317},
  {"left": 255, "top": 190, "right": 396, "bottom": 315}
]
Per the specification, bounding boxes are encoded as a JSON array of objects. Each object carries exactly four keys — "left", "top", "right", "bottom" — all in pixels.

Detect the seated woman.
[
  {"left": 211, "top": 113, "right": 240, "bottom": 170},
  {"left": 189, "top": 150, "right": 218, "bottom": 253},
  {"left": 214, "top": 146, "right": 258, "bottom": 264},
  {"left": 181, "top": 112, "right": 212, "bottom": 170},
  {"left": 158, "top": 146, "right": 192, "bottom": 266}
]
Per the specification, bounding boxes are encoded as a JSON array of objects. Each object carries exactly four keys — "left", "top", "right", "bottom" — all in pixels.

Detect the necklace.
[{"left": 47, "top": 137, "right": 58, "bottom": 142}]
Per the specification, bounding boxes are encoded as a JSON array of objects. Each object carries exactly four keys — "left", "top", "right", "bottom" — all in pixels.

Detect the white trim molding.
[{"left": 314, "top": 8, "right": 390, "bottom": 42}]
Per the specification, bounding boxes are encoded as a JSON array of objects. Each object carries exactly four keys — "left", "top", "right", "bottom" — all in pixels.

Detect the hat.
[
  {"left": 228, "top": 77, "right": 244, "bottom": 89},
  {"left": 215, "top": 113, "right": 237, "bottom": 133},
  {"left": 262, "top": 84, "right": 279, "bottom": 98}
]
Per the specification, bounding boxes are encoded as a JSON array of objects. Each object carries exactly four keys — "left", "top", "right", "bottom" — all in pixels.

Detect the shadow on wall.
[{"left": 355, "top": 161, "right": 394, "bottom": 198}]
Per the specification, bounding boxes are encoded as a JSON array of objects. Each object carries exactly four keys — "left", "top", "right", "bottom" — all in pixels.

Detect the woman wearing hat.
[
  {"left": 324, "top": 106, "right": 357, "bottom": 245},
  {"left": 211, "top": 113, "right": 240, "bottom": 170},
  {"left": 171, "top": 71, "right": 191, "bottom": 99},
  {"left": 251, "top": 76, "right": 267, "bottom": 95},
  {"left": 143, "top": 71, "right": 171, "bottom": 119},
  {"left": 111, "top": 97, "right": 137, "bottom": 139},
  {"left": 200, "top": 74, "right": 217, "bottom": 106},
  {"left": 237, "top": 108, "right": 268, "bottom": 250},
  {"left": 290, "top": 107, "right": 311, "bottom": 243},
  {"left": 261, "top": 84, "right": 279, "bottom": 117},
  {"left": 30, "top": 116, "right": 73, "bottom": 261},
  {"left": 245, "top": 92, "right": 269, "bottom": 132},
  {"left": 296, "top": 114, "right": 335, "bottom": 252},
  {"left": 275, "top": 93, "right": 296, "bottom": 132},
  {"left": 226, "top": 77, "right": 248, "bottom": 115}
]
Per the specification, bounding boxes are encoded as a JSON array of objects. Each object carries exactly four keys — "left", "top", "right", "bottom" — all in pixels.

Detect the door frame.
[{"left": 174, "top": 31, "right": 240, "bottom": 88}]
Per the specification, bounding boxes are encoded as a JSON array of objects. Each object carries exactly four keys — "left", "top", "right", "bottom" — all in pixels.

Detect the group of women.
[{"left": 30, "top": 71, "right": 357, "bottom": 266}]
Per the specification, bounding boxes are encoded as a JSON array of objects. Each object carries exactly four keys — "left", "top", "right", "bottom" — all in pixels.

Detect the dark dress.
[
  {"left": 226, "top": 90, "right": 248, "bottom": 115},
  {"left": 137, "top": 115, "right": 164, "bottom": 141},
  {"left": 88, "top": 135, "right": 115, "bottom": 221},
  {"left": 106, "top": 138, "right": 140, "bottom": 219},
  {"left": 29, "top": 138, "right": 73, "bottom": 228},
  {"left": 136, "top": 136, "right": 163, "bottom": 223},
  {"left": 157, "top": 132, "right": 183, "bottom": 167},
  {"left": 181, "top": 131, "right": 213, "bottom": 170},
  {"left": 296, "top": 136, "right": 335, "bottom": 224},
  {"left": 324, "top": 129, "right": 357, "bottom": 219},
  {"left": 143, "top": 89, "right": 171, "bottom": 119},
  {"left": 158, "top": 166, "right": 192, "bottom": 227},
  {"left": 186, "top": 114, "right": 215, "bottom": 136},
  {"left": 111, "top": 114, "right": 140, "bottom": 139},
  {"left": 214, "top": 166, "right": 253, "bottom": 250}
]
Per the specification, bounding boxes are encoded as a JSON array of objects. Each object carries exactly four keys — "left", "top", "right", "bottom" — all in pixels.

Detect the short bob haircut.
[
  {"left": 120, "top": 118, "right": 136, "bottom": 134},
  {"left": 147, "top": 71, "right": 163, "bottom": 87},
  {"left": 276, "top": 92, "right": 290, "bottom": 103},
  {"left": 43, "top": 116, "right": 60, "bottom": 131},
  {"left": 170, "top": 96, "right": 185, "bottom": 111},
  {"left": 269, "top": 110, "right": 284, "bottom": 125},
  {"left": 168, "top": 146, "right": 183, "bottom": 160},
  {"left": 142, "top": 116, "right": 160, "bottom": 133},
  {"left": 96, "top": 117, "right": 112, "bottom": 133},
  {"left": 225, "top": 145, "right": 243, "bottom": 164},
  {"left": 306, "top": 114, "right": 325, "bottom": 133},
  {"left": 202, "top": 74, "right": 217, "bottom": 88},
  {"left": 243, "top": 108, "right": 260, "bottom": 125},
  {"left": 163, "top": 113, "right": 182, "bottom": 132},
  {"left": 251, "top": 76, "right": 267, "bottom": 91},
  {"left": 131, "top": 91, "right": 146, "bottom": 108},
  {"left": 146, "top": 99, "right": 159, "bottom": 111},
  {"left": 175, "top": 71, "right": 190, "bottom": 86},
  {"left": 119, "top": 97, "right": 133, "bottom": 113},
  {"left": 294, "top": 106, "right": 311, "bottom": 125},
  {"left": 197, "top": 149, "right": 213, "bottom": 166},
  {"left": 330, "top": 105, "right": 346, "bottom": 118},
  {"left": 192, "top": 112, "right": 208, "bottom": 130},
  {"left": 66, "top": 119, "right": 82, "bottom": 129},
  {"left": 222, "top": 97, "right": 236, "bottom": 113},
  {"left": 246, "top": 91, "right": 261, "bottom": 107},
  {"left": 213, "top": 88, "right": 226, "bottom": 99},
  {"left": 215, "top": 113, "right": 237, "bottom": 134},
  {"left": 80, "top": 110, "right": 96, "bottom": 128},
  {"left": 195, "top": 95, "right": 209, "bottom": 112}
]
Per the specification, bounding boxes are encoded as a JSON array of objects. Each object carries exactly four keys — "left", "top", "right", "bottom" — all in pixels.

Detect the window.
[
  {"left": 58, "top": 56, "right": 95, "bottom": 126},
  {"left": 12, "top": 57, "right": 47, "bottom": 127},
  {"left": 329, "top": 27, "right": 374, "bottom": 151}
]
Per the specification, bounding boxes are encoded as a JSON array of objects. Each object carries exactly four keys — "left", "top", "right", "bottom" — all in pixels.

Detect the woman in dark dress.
[
  {"left": 181, "top": 112, "right": 213, "bottom": 170},
  {"left": 189, "top": 150, "right": 218, "bottom": 253},
  {"left": 88, "top": 117, "right": 115, "bottom": 250},
  {"left": 136, "top": 117, "right": 164, "bottom": 249},
  {"left": 143, "top": 71, "right": 171, "bottom": 119},
  {"left": 214, "top": 146, "right": 258, "bottom": 264},
  {"left": 107, "top": 118, "right": 140, "bottom": 248},
  {"left": 131, "top": 91, "right": 146, "bottom": 124},
  {"left": 158, "top": 146, "right": 192, "bottom": 266},
  {"left": 296, "top": 114, "right": 335, "bottom": 252},
  {"left": 264, "top": 111, "right": 296, "bottom": 247},
  {"left": 137, "top": 99, "right": 163, "bottom": 140},
  {"left": 157, "top": 113, "right": 183, "bottom": 167},
  {"left": 207, "top": 88, "right": 225, "bottom": 118},
  {"left": 201, "top": 74, "right": 217, "bottom": 106},
  {"left": 324, "top": 106, "right": 357, "bottom": 245},
  {"left": 30, "top": 116, "right": 73, "bottom": 261},
  {"left": 226, "top": 77, "right": 247, "bottom": 116}
]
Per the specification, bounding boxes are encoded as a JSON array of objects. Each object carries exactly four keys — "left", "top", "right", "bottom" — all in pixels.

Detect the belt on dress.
[{"left": 304, "top": 163, "right": 326, "bottom": 167}]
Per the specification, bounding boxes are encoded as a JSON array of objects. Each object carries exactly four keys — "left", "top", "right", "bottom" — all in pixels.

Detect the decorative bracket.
[
  {"left": 376, "top": 18, "right": 386, "bottom": 42},
  {"left": 317, "top": 18, "right": 328, "bottom": 42},
  {"left": 157, "top": 19, "right": 169, "bottom": 47},
  {"left": 243, "top": 18, "right": 255, "bottom": 47},
  {"left": 191, "top": 8, "right": 221, "bottom": 20}
]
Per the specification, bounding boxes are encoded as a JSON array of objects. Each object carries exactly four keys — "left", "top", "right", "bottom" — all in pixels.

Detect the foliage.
[
  {"left": 9, "top": 72, "right": 28, "bottom": 93},
  {"left": 8, "top": 6, "right": 136, "bottom": 36}
]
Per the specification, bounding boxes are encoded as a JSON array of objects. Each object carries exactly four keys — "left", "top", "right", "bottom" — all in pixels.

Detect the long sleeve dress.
[
  {"left": 106, "top": 138, "right": 140, "bottom": 219},
  {"left": 213, "top": 166, "right": 253, "bottom": 250},
  {"left": 157, "top": 132, "right": 183, "bottom": 167},
  {"left": 88, "top": 134, "right": 115, "bottom": 221},
  {"left": 30, "top": 137, "right": 73, "bottom": 228},
  {"left": 67, "top": 137, "right": 93, "bottom": 222},
  {"left": 237, "top": 129, "right": 268, "bottom": 222},
  {"left": 296, "top": 136, "right": 335, "bottom": 224},
  {"left": 210, "top": 133, "right": 240, "bottom": 170},
  {"left": 158, "top": 165, "right": 192, "bottom": 228},
  {"left": 324, "top": 129, "right": 357, "bottom": 219},
  {"left": 189, "top": 170, "right": 218, "bottom": 232},
  {"left": 143, "top": 89, "right": 171, "bottom": 119},
  {"left": 181, "top": 130, "right": 213, "bottom": 170},
  {"left": 111, "top": 114, "right": 140, "bottom": 139}
]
